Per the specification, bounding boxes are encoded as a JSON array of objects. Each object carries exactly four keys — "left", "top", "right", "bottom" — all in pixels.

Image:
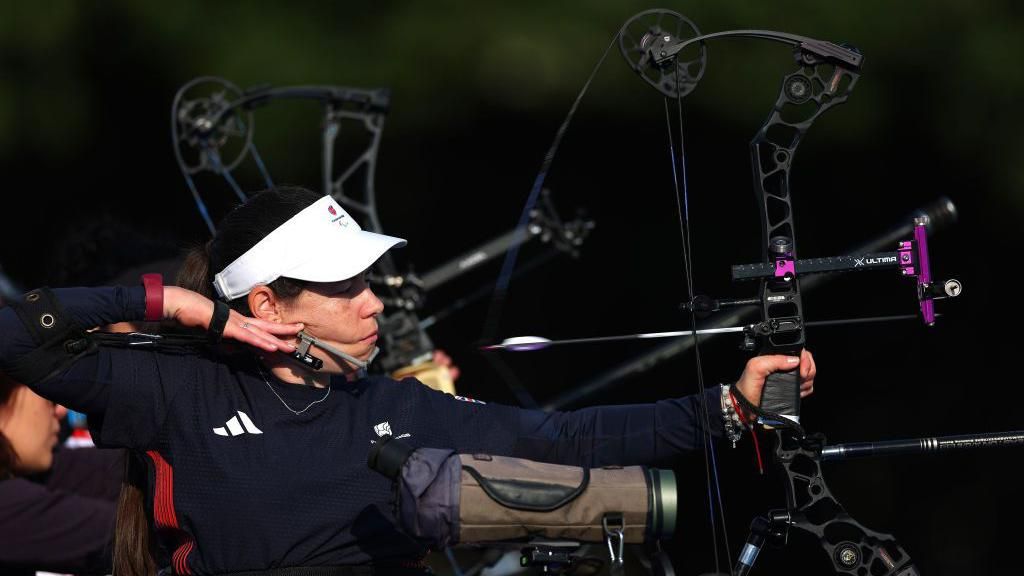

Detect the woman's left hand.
[
  {"left": 733, "top": 349, "right": 816, "bottom": 413},
  {"left": 163, "top": 286, "right": 303, "bottom": 353}
]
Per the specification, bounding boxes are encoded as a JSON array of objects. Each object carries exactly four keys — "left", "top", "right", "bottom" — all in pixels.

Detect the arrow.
[{"left": 481, "top": 313, "right": 928, "bottom": 352}]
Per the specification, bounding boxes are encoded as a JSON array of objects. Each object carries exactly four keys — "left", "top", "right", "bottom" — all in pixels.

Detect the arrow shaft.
[{"left": 489, "top": 313, "right": 928, "bottom": 351}]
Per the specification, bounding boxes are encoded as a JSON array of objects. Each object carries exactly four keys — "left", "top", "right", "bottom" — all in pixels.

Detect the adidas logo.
[{"left": 213, "top": 411, "right": 263, "bottom": 436}]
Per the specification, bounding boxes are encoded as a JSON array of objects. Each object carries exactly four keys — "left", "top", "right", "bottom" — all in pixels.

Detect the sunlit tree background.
[{"left": 2, "top": 2, "right": 1020, "bottom": 575}]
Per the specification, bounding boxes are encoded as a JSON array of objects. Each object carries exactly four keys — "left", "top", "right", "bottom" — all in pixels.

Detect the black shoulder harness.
[{"left": 6, "top": 287, "right": 97, "bottom": 384}]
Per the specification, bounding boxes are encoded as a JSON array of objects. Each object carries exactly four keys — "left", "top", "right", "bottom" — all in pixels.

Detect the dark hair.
[
  {"left": 0, "top": 373, "right": 19, "bottom": 479},
  {"left": 115, "top": 186, "right": 323, "bottom": 575},
  {"left": 176, "top": 185, "right": 321, "bottom": 313}
]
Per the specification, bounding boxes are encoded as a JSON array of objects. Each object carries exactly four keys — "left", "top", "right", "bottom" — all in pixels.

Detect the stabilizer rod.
[{"left": 822, "top": 431, "right": 1024, "bottom": 461}]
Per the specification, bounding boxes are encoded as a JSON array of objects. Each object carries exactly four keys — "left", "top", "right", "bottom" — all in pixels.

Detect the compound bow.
[{"left": 480, "top": 9, "right": 997, "bottom": 576}]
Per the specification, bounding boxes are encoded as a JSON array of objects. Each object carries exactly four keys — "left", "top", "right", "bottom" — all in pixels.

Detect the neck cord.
[{"left": 255, "top": 360, "right": 331, "bottom": 415}]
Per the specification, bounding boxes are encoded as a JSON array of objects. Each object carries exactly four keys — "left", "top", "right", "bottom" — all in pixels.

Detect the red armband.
[{"left": 142, "top": 273, "right": 164, "bottom": 322}]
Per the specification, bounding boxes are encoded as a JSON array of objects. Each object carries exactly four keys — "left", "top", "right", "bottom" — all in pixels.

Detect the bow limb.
[{"left": 775, "top": 433, "right": 920, "bottom": 575}]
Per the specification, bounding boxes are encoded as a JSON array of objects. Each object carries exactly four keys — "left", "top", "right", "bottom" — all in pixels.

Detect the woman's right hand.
[{"left": 162, "top": 286, "right": 303, "bottom": 353}]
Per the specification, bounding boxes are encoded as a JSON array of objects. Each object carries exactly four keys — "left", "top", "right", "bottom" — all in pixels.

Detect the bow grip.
[{"left": 759, "top": 365, "right": 801, "bottom": 424}]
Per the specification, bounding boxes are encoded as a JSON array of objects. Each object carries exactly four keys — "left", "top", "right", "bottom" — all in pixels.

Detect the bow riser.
[{"left": 752, "top": 53, "right": 861, "bottom": 423}]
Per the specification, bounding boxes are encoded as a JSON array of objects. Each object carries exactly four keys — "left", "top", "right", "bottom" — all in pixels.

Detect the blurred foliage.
[
  {"left": 1, "top": 0, "right": 1021, "bottom": 308},
  {"left": 1, "top": 0, "right": 1022, "bottom": 213}
]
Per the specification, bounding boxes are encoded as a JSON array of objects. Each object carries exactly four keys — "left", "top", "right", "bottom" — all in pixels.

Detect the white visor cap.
[{"left": 212, "top": 195, "right": 406, "bottom": 301}]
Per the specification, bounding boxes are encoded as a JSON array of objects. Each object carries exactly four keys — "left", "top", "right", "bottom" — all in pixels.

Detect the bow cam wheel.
[{"left": 619, "top": 9, "right": 706, "bottom": 99}]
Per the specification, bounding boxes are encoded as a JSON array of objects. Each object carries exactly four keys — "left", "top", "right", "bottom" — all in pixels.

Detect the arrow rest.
[{"left": 680, "top": 295, "right": 763, "bottom": 319}]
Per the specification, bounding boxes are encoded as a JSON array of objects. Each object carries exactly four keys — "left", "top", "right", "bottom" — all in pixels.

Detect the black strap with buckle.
[{"left": 4, "top": 287, "right": 96, "bottom": 384}]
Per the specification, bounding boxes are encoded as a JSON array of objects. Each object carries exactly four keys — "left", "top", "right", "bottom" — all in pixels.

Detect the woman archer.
[{"left": 0, "top": 186, "right": 815, "bottom": 575}]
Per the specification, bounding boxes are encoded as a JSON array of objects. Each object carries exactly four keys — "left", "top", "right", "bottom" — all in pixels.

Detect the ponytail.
[{"left": 113, "top": 452, "right": 157, "bottom": 576}]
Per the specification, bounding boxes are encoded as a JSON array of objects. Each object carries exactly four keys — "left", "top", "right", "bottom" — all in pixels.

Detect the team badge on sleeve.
[{"left": 454, "top": 395, "right": 486, "bottom": 405}]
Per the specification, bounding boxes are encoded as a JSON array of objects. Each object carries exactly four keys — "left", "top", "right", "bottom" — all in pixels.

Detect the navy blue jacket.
[
  {"left": 0, "top": 448, "right": 122, "bottom": 576},
  {"left": 0, "top": 287, "right": 722, "bottom": 574}
]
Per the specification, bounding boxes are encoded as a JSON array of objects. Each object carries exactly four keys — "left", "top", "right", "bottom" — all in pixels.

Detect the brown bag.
[
  {"left": 370, "top": 440, "right": 677, "bottom": 548},
  {"left": 457, "top": 453, "right": 675, "bottom": 544}
]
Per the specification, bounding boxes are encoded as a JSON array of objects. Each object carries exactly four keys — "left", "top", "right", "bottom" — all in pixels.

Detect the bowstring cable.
[
  {"left": 477, "top": 23, "right": 629, "bottom": 411},
  {"left": 675, "top": 78, "right": 734, "bottom": 569},
  {"left": 675, "top": 56, "right": 733, "bottom": 565},
  {"left": 663, "top": 91, "right": 727, "bottom": 573},
  {"left": 480, "top": 23, "right": 628, "bottom": 343}
]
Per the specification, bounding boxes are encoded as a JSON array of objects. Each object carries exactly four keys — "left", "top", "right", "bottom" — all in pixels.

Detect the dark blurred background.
[{"left": 1, "top": 2, "right": 1020, "bottom": 575}]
